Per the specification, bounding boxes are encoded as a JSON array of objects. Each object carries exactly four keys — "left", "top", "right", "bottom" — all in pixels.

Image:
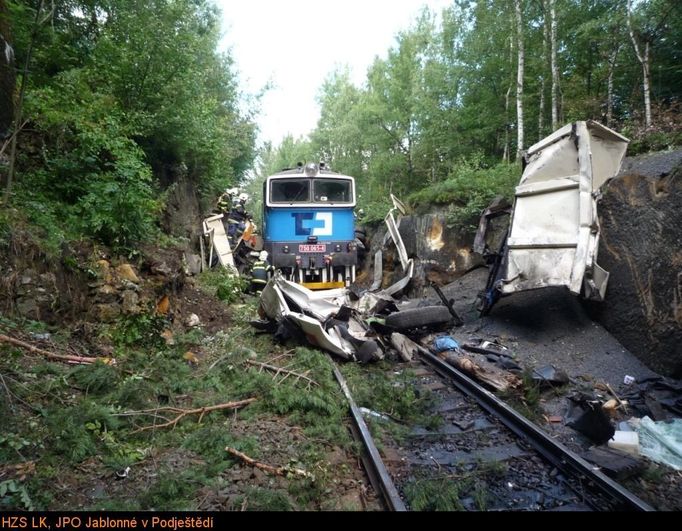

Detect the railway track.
[{"left": 334, "top": 351, "right": 654, "bottom": 512}]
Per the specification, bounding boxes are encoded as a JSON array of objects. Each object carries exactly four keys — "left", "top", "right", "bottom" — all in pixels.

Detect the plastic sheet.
[{"left": 638, "top": 416, "right": 682, "bottom": 471}]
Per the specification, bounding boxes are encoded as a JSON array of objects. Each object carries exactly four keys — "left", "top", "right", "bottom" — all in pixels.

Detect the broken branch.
[
  {"left": 0, "top": 334, "right": 112, "bottom": 365},
  {"left": 225, "top": 447, "right": 314, "bottom": 480},
  {"left": 130, "top": 398, "right": 256, "bottom": 433},
  {"left": 245, "top": 360, "right": 319, "bottom": 387}
]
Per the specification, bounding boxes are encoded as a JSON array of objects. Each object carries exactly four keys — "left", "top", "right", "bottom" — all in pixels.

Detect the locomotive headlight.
[
  {"left": 334, "top": 244, "right": 341, "bottom": 252},
  {"left": 282, "top": 245, "right": 290, "bottom": 254},
  {"left": 304, "top": 162, "right": 318, "bottom": 177},
  {"left": 347, "top": 242, "right": 357, "bottom": 252}
]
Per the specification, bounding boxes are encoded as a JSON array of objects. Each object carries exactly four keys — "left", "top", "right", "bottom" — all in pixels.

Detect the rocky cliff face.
[
  {"left": 356, "top": 209, "right": 487, "bottom": 298},
  {"left": 157, "top": 163, "right": 204, "bottom": 250},
  {"left": 589, "top": 151, "right": 682, "bottom": 378}
]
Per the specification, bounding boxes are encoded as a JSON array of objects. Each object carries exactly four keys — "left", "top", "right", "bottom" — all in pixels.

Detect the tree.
[
  {"left": 0, "top": 0, "right": 14, "bottom": 139},
  {"left": 627, "top": 0, "right": 652, "bottom": 127},
  {"left": 549, "top": 0, "right": 560, "bottom": 130},
  {"left": 515, "top": 0, "right": 525, "bottom": 157}
]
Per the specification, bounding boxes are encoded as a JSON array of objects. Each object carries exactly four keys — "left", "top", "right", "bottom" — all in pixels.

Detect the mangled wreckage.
[
  {"left": 256, "top": 195, "right": 460, "bottom": 362},
  {"left": 255, "top": 121, "right": 630, "bottom": 360},
  {"left": 479, "top": 121, "right": 629, "bottom": 313}
]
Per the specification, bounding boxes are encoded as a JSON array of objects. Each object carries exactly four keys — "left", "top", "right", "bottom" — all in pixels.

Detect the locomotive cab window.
[
  {"left": 270, "top": 179, "right": 310, "bottom": 203},
  {"left": 313, "top": 179, "right": 352, "bottom": 204}
]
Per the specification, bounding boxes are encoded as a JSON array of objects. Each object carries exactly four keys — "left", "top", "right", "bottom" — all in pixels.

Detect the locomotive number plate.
[{"left": 298, "top": 244, "right": 326, "bottom": 253}]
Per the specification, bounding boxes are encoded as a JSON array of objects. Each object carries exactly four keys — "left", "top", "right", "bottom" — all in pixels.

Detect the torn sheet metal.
[
  {"left": 259, "top": 273, "right": 382, "bottom": 361},
  {"left": 384, "top": 204, "right": 409, "bottom": 271},
  {"left": 202, "top": 214, "right": 238, "bottom": 274},
  {"left": 369, "top": 194, "right": 414, "bottom": 296},
  {"left": 473, "top": 197, "right": 511, "bottom": 257},
  {"left": 498, "top": 121, "right": 629, "bottom": 301}
]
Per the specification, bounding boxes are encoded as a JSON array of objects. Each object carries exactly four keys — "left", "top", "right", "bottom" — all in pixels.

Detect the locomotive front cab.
[{"left": 263, "top": 163, "right": 357, "bottom": 289}]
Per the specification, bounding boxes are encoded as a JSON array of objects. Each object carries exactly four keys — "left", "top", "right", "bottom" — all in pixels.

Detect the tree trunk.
[
  {"left": 626, "top": 0, "right": 652, "bottom": 128},
  {"left": 515, "top": 0, "right": 524, "bottom": 159},
  {"left": 503, "top": 35, "right": 513, "bottom": 163},
  {"left": 0, "top": 0, "right": 15, "bottom": 139},
  {"left": 4, "top": 0, "right": 45, "bottom": 207},
  {"left": 606, "top": 44, "right": 620, "bottom": 127},
  {"left": 538, "top": 0, "right": 549, "bottom": 141},
  {"left": 550, "top": 0, "right": 559, "bottom": 131}
]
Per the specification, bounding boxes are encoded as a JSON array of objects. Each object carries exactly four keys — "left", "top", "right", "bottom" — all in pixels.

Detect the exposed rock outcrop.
[{"left": 590, "top": 151, "right": 682, "bottom": 378}]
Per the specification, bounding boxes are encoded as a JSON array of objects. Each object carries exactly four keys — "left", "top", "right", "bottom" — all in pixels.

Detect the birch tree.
[
  {"left": 515, "top": 0, "right": 525, "bottom": 158},
  {"left": 626, "top": 0, "right": 652, "bottom": 127},
  {"left": 549, "top": 0, "right": 560, "bottom": 130}
]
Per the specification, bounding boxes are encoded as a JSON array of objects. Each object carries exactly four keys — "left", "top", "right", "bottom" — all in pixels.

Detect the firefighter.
[
  {"left": 249, "top": 250, "right": 273, "bottom": 294},
  {"left": 216, "top": 187, "right": 238, "bottom": 214},
  {"left": 227, "top": 192, "right": 251, "bottom": 243}
]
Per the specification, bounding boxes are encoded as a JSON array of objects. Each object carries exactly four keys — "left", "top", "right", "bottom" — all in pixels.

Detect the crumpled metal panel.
[{"left": 499, "top": 121, "right": 629, "bottom": 301}]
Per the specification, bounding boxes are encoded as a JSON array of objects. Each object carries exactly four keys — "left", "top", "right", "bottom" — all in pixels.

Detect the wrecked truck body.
[
  {"left": 480, "top": 121, "right": 629, "bottom": 313},
  {"left": 259, "top": 273, "right": 383, "bottom": 362}
]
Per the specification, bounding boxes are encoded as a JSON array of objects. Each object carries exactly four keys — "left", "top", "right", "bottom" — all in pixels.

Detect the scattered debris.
[
  {"left": 0, "top": 334, "right": 114, "bottom": 366},
  {"left": 637, "top": 416, "right": 682, "bottom": 471},
  {"left": 532, "top": 365, "right": 569, "bottom": 388},
  {"left": 438, "top": 352, "right": 522, "bottom": 393},
  {"left": 581, "top": 446, "right": 645, "bottom": 480},
  {"left": 462, "top": 339, "right": 515, "bottom": 359},
  {"left": 245, "top": 359, "right": 319, "bottom": 389},
  {"left": 359, "top": 407, "right": 391, "bottom": 422},
  {"left": 115, "top": 466, "right": 131, "bottom": 480},
  {"left": 124, "top": 398, "right": 256, "bottom": 433},
  {"left": 566, "top": 394, "right": 615, "bottom": 445},
  {"left": 389, "top": 333, "right": 423, "bottom": 362},
  {"left": 430, "top": 283, "right": 463, "bottom": 326},
  {"left": 432, "top": 336, "right": 460, "bottom": 353},
  {"left": 620, "top": 376, "right": 682, "bottom": 419},
  {"left": 225, "top": 446, "right": 314, "bottom": 480},
  {"left": 624, "top": 375, "right": 636, "bottom": 386},
  {"left": 608, "top": 431, "right": 640, "bottom": 456}
]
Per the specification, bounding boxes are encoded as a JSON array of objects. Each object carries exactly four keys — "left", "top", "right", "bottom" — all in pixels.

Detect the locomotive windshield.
[
  {"left": 269, "top": 178, "right": 353, "bottom": 205},
  {"left": 270, "top": 179, "right": 310, "bottom": 203}
]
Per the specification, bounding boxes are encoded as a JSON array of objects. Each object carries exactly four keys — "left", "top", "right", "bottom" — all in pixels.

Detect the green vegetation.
[
  {"left": 197, "top": 268, "right": 249, "bottom": 304},
  {"left": 340, "top": 362, "right": 440, "bottom": 443},
  {"left": 404, "top": 476, "right": 465, "bottom": 511},
  {"left": 254, "top": 0, "right": 681, "bottom": 221},
  {"left": 3, "top": 0, "right": 256, "bottom": 253},
  {"left": 0, "top": 297, "right": 362, "bottom": 510}
]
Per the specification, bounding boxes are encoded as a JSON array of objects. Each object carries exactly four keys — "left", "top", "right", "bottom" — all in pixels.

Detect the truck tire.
[{"left": 385, "top": 306, "right": 453, "bottom": 331}]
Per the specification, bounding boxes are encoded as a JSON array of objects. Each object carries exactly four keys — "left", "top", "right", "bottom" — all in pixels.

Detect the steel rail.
[
  {"left": 332, "top": 364, "right": 407, "bottom": 511},
  {"left": 418, "top": 350, "right": 654, "bottom": 511}
]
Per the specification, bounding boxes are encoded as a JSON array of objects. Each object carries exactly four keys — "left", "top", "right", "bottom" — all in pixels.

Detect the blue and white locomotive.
[{"left": 262, "top": 162, "right": 357, "bottom": 289}]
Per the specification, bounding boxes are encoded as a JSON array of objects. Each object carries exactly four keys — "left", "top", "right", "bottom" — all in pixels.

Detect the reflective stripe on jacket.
[{"left": 251, "top": 261, "right": 272, "bottom": 284}]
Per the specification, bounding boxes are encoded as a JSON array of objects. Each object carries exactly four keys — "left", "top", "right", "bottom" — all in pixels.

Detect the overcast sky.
[{"left": 216, "top": 0, "right": 453, "bottom": 147}]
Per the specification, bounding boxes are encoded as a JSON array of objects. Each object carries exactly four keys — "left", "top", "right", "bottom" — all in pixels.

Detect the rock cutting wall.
[{"left": 590, "top": 151, "right": 682, "bottom": 378}]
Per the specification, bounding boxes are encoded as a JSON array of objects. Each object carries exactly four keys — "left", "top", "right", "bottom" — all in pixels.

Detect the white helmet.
[
  {"left": 239, "top": 193, "right": 248, "bottom": 202},
  {"left": 259, "top": 250, "right": 268, "bottom": 261},
  {"left": 227, "top": 187, "right": 239, "bottom": 196}
]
